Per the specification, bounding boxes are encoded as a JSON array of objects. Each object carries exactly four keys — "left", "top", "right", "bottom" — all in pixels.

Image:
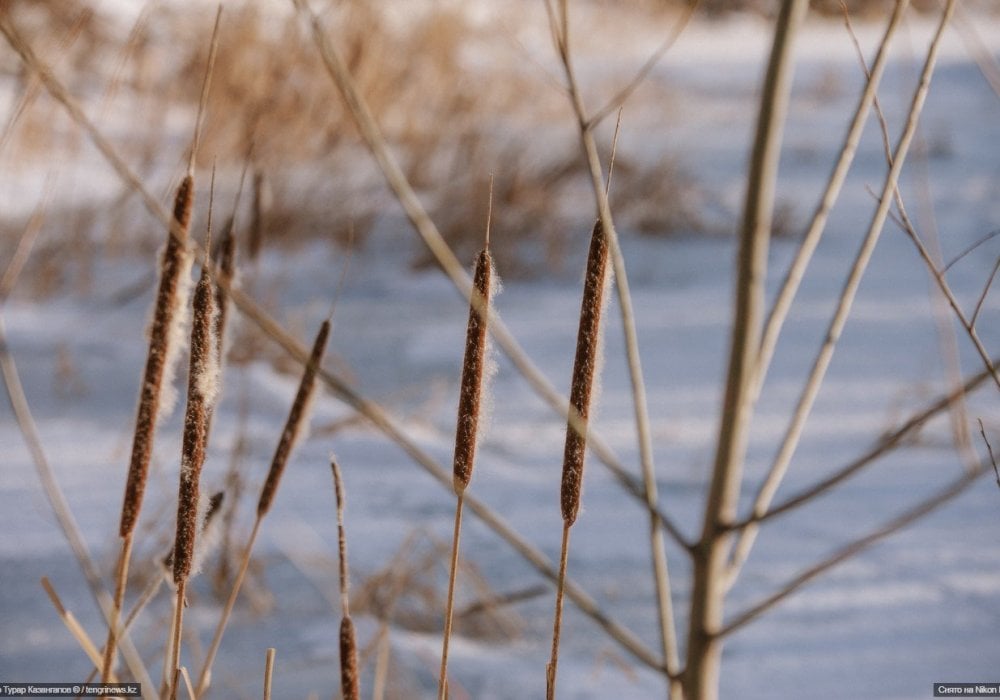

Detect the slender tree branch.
[
  {"left": 726, "top": 0, "right": 957, "bottom": 588},
  {"left": 754, "top": 0, "right": 909, "bottom": 402},
  {"left": 729, "top": 358, "right": 996, "bottom": 529},
  {"left": 719, "top": 463, "right": 988, "bottom": 638}
]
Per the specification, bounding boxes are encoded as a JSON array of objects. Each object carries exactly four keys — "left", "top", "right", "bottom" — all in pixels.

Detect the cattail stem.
[
  {"left": 167, "top": 579, "right": 186, "bottom": 700},
  {"left": 437, "top": 492, "right": 464, "bottom": 700},
  {"left": 546, "top": 522, "right": 571, "bottom": 700},
  {"left": 548, "top": 219, "right": 609, "bottom": 698},
  {"left": 101, "top": 533, "right": 133, "bottom": 683},
  {"left": 439, "top": 244, "right": 493, "bottom": 699},
  {"left": 263, "top": 648, "right": 276, "bottom": 700}
]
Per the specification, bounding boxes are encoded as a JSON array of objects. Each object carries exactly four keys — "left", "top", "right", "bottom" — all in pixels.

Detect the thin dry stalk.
[
  {"left": 725, "top": 0, "right": 959, "bottom": 589},
  {"left": 195, "top": 319, "right": 330, "bottom": 697},
  {"left": 547, "top": 218, "right": 610, "bottom": 699},
  {"left": 166, "top": 579, "right": 187, "bottom": 700},
  {"left": 439, "top": 240, "right": 494, "bottom": 700},
  {"left": 332, "top": 460, "right": 360, "bottom": 700},
  {"left": 41, "top": 577, "right": 105, "bottom": 672},
  {"left": 754, "top": 0, "right": 909, "bottom": 397},
  {"left": 1, "top": 18, "right": 662, "bottom": 674},
  {"left": 290, "top": 0, "right": 688, "bottom": 551},
  {"left": 685, "top": 1, "right": 808, "bottom": 697},
  {"left": 545, "top": 523, "right": 571, "bottom": 700},
  {"left": 263, "top": 648, "right": 276, "bottom": 700},
  {"left": 845, "top": 6, "right": 978, "bottom": 476},
  {"left": 979, "top": 419, "right": 1000, "bottom": 490}
]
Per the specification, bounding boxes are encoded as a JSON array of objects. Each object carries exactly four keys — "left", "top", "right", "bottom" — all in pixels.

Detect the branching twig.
[
  {"left": 979, "top": 419, "right": 1000, "bottom": 491},
  {"left": 729, "top": 358, "right": 997, "bottom": 529},
  {"left": 719, "top": 463, "right": 989, "bottom": 638},
  {"left": 726, "top": 0, "right": 957, "bottom": 590}
]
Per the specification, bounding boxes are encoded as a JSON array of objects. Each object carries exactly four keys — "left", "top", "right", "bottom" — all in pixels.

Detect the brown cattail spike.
[
  {"left": 119, "top": 174, "right": 194, "bottom": 538},
  {"left": 561, "top": 219, "right": 609, "bottom": 526},
  {"left": 452, "top": 248, "right": 493, "bottom": 493},
  {"left": 213, "top": 220, "right": 236, "bottom": 363},
  {"left": 173, "top": 266, "right": 217, "bottom": 584},
  {"left": 257, "top": 319, "right": 331, "bottom": 517},
  {"left": 331, "top": 459, "right": 351, "bottom": 617},
  {"left": 339, "top": 615, "right": 360, "bottom": 700}
]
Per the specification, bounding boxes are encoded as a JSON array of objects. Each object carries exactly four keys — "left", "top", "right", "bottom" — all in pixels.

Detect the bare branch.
[
  {"left": 730, "top": 358, "right": 996, "bottom": 529},
  {"left": 719, "top": 463, "right": 988, "bottom": 638}
]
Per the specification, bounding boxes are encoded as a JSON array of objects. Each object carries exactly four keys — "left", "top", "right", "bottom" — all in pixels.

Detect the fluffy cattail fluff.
[
  {"left": 119, "top": 174, "right": 195, "bottom": 539},
  {"left": 339, "top": 616, "right": 360, "bottom": 700},
  {"left": 163, "top": 491, "right": 224, "bottom": 573},
  {"left": 452, "top": 248, "right": 494, "bottom": 493},
  {"left": 561, "top": 220, "right": 609, "bottom": 526},
  {"left": 256, "top": 320, "right": 331, "bottom": 517},
  {"left": 173, "top": 267, "right": 218, "bottom": 585}
]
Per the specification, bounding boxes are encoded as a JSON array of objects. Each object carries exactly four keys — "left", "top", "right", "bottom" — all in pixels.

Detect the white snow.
[{"left": 1, "top": 3, "right": 999, "bottom": 699}]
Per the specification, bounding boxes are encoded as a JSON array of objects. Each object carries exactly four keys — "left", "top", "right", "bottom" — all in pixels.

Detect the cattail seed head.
[
  {"left": 119, "top": 174, "right": 195, "bottom": 538},
  {"left": 339, "top": 615, "right": 360, "bottom": 700},
  {"left": 452, "top": 249, "right": 494, "bottom": 493},
  {"left": 212, "top": 219, "right": 237, "bottom": 366},
  {"left": 331, "top": 459, "right": 351, "bottom": 617},
  {"left": 257, "top": 319, "right": 331, "bottom": 517},
  {"left": 173, "top": 267, "right": 217, "bottom": 584},
  {"left": 561, "top": 220, "right": 609, "bottom": 526}
]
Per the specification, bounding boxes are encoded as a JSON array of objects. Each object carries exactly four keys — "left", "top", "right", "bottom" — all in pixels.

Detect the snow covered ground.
[{"left": 1, "top": 3, "right": 999, "bottom": 698}]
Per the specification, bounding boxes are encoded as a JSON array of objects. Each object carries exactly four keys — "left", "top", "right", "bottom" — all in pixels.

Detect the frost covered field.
[{"left": 1, "top": 1, "right": 999, "bottom": 699}]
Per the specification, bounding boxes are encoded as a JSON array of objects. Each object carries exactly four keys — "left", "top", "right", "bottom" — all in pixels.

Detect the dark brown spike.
[
  {"left": 257, "top": 319, "right": 331, "bottom": 516},
  {"left": 119, "top": 174, "right": 194, "bottom": 538},
  {"left": 452, "top": 248, "right": 493, "bottom": 493},
  {"left": 561, "top": 219, "right": 609, "bottom": 526},
  {"left": 339, "top": 615, "right": 360, "bottom": 700},
  {"left": 173, "top": 268, "right": 215, "bottom": 584}
]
